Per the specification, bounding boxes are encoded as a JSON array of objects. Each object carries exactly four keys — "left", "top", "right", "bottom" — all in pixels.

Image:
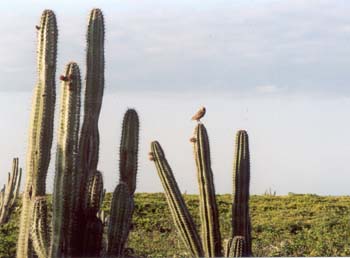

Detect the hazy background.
[{"left": 0, "top": 0, "right": 350, "bottom": 195}]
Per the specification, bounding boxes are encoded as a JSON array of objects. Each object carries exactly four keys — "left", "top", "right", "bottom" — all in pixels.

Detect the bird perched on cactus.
[{"left": 191, "top": 106, "right": 206, "bottom": 122}]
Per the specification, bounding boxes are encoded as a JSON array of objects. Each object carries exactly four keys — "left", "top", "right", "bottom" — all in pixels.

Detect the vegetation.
[{"left": 1, "top": 193, "right": 350, "bottom": 257}]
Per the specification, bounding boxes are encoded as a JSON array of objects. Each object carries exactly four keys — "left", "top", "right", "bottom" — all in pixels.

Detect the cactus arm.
[
  {"left": 31, "top": 197, "right": 50, "bottom": 258},
  {"left": 232, "top": 130, "right": 252, "bottom": 256},
  {"left": 107, "top": 182, "right": 134, "bottom": 257},
  {"left": 17, "top": 10, "right": 57, "bottom": 258},
  {"left": 50, "top": 62, "right": 81, "bottom": 258},
  {"left": 150, "top": 141, "right": 204, "bottom": 257},
  {"left": 12, "top": 167, "right": 22, "bottom": 207},
  {"left": 193, "top": 124, "right": 222, "bottom": 257},
  {"left": 79, "top": 8, "right": 105, "bottom": 174},
  {"left": 224, "top": 236, "right": 246, "bottom": 257},
  {"left": 0, "top": 158, "right": 22, "bottom": 224},
  {"left": 84, "top": 170, "right": 104, "bottom": 216},
  {"left": 81, "top": 170, "right": 104, "bottom": 256},
  {"left": 119, "top": 109, "right": 139, "bottom": 195}
]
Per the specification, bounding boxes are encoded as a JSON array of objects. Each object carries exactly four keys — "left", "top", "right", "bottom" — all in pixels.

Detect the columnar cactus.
[
  {"left": 107, "top": 182, "right": 134, "bottom": 257},
  {"left": 0, "top": 157, "right": 22, "bottom": 224},
  {"left": 82, "top": 170, "right": 104, "bottom": 256},
  {"left": 51, "top": 62, "right": 81, "bottom": 257},
  {"left": 232, "top": 130, "right": 252, "bottom": 256},
  {"left": 119, "top": 109, "right": 139, "bottom": 195},
  {"left": 150, "top": 119, "right": 252, "bottom": 257},
  {"left": 106, "top": 109, "right": 139, "bottom": 257},
  {"left": 78, "top": 8, "right": 105, "bottom": 176},
  {"left": 224, "top": 236, "right": 246, "bottom": 257},
  {"left": 193, "top": 124, "right": 222, "bottom": 257},
  {"left": 150, "top": 141, "right": 204, "bottom": 258},
  {"left": 17, "top": 9, "right": 57, "bottom": 258},
  {"left": 68, "top": 9, "right": 105, "bottom": 256},
  {"left": 84, "top": 170, "right": 104, "bottom": 216},
  {"left": 18, "top": 8, "right": 140, "bottom": 258},
  {"left": 31, "top": 197, "right": 50, "bottom": 258}
]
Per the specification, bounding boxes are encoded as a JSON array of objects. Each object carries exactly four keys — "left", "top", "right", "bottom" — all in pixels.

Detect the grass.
[{"left": 2, "top": 193, "right": 350, "bottom": 257}]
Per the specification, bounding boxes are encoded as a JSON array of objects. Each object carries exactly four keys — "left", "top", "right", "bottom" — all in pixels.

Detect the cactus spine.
[
  {"left": 17, "top": 9, "right": 57, "bottom": 258},
  {"left": 51, "top": 62, "right": 81, "bottom": 257},
  {"left": 0, "top": 157, "right": 22, "bottom": 224},
  {"left": 193, "top": 124, "right": 222, "bottom": 257},
  {"left": 232, "top": 130, "right": 252, "bottom": 256},
  {"left": 150, "top": 141, "right": 204, "bottom": 257}
]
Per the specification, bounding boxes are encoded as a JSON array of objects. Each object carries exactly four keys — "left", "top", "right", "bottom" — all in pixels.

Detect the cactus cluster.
[
  {"left": 16, "top": 8, "right": 139, "bottom": 258},
  {"left": 150, "top": 123, "right": 252, "bottom": 257},
  {"left": 1, "top": 5, "right": 253, "bottom": 258},
  {"left": 0, "top": 158, "right": 22, "bottom": 224}
]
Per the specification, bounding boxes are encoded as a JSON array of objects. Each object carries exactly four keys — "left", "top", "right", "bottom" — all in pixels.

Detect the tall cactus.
[
  {"left": 232, "top": 130, "right": 252, "bottom": 256},
  {"left": 119, "top": 109, "right": 139, "bottom": 195},
  {"left": 17, "top": 9, "right": 57, "bottom": 258},
  {"left": 106, "top": 109, "right": 139, "bottom": 257},
  {"left": 17, "top": 7, "right": 141, "bottom": 258},
  {"left": 71, "top": 9, "right": 105, "bottom": 256},
  {"left": 150, "top": 141, "right": 204, "bottom": 257},
  {"left": 51, "top": 62, "right": 81, "bottom": 258},
  {"left": 0, "top": 157, "right": 22, "bottom": 224},
  {"left": 193, "top": 124, "right": 222, "bottom": 257},
  {"left": 78, "top": 8, "right": 105, "bottom": 176}
]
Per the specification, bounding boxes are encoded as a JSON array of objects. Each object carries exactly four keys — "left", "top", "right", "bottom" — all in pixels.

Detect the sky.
[{"left": 0, "top": 1, "right": 350, "bottom": 195}]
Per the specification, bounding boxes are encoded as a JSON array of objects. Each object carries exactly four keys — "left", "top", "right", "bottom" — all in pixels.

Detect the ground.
[{"left": 1, "top": 193, "right": 350, "bottom": 257}]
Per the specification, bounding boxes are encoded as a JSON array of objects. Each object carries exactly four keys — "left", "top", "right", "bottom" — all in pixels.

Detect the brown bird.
[
  {"left": 191, "top": 106, "right": 206, "bottom": 122},
  {"left": 35, "top": 25, "right": 40, "bottom": 30}
]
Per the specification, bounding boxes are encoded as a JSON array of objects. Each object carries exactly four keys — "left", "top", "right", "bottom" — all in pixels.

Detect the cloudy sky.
[{"left": 0, "top": 1, "right": 350, "bottom": 195}]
